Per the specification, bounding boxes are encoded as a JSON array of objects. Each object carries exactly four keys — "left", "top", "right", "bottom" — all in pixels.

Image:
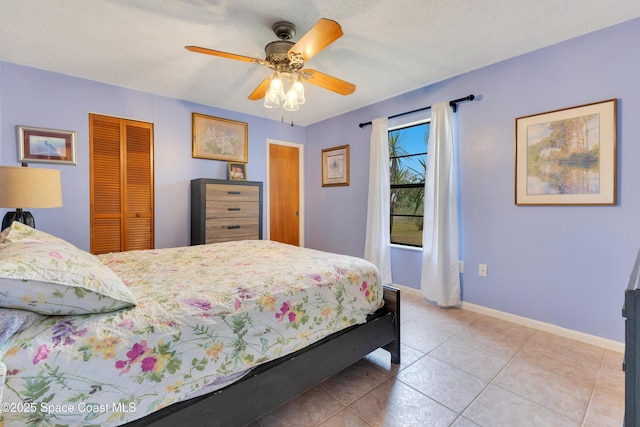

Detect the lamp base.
[{"left": 2, "top": 209, "right": 35, "bottom": 231}]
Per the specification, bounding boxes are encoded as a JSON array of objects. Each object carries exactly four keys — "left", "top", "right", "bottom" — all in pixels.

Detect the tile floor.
[{"left": 249, "top": 291, "right": 625, "bottom": 427}]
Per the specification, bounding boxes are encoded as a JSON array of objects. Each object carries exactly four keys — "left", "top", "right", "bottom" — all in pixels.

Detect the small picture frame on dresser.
[{"left": 228, "top": 162, "right": 247, "bottom": 180}]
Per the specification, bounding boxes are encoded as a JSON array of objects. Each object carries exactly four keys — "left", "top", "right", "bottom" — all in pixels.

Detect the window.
[{"left": 389, "top": 120, "right": 430, "bottom": 247}]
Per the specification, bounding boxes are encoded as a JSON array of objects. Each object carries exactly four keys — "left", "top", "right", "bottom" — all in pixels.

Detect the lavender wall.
[
  {"left": 0, "top": 62, "right": 305, "bottom": 250},
  {"left": 305, "top": 19, "right": 640, "bottom": 342}
]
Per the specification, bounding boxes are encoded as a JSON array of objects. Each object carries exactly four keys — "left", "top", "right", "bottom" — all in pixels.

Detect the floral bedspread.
[{"left": 0, "top": 240, "right": 382, "bottom": 426}]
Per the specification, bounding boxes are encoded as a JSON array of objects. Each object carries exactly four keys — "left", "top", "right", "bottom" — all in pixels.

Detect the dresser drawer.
[
  {"left": 206, "top": 184, "right": 259, "bottom": 202},
  {"left": 205, "top": 200, "right": 259, "bottom": 218},
  {"left": 205, "top": 217, "right": 260, "bottom": 243}
]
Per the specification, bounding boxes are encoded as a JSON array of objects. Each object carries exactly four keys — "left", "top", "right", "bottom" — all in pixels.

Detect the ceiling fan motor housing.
[
  {"left": 272, "top": 21, "right": 296, "bottom": 40},
  {"left": 265, "top": 21, "right": 302, "bottom": 70},
  {"left": 265, "top": 40, "right": 295, "bottom": 66}
]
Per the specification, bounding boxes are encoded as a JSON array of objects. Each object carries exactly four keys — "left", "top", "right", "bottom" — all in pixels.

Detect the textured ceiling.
[{"left": 1, "top": 0, "right": 639, "bottom": 126}]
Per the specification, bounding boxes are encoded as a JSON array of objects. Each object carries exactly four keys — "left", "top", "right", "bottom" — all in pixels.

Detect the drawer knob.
[
  {"left": 227, "top": 225, "right": 241, "bottom": 229},
  {"left": 228, "top": 208, "right": 241, "bottom": 211},
  {"left": 228, "top": 191, "right": 241, "bottom": 195}
]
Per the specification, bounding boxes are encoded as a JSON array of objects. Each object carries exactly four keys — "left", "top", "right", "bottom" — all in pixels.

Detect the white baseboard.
[{"left": 393, "top": 284, "right": 624, "bottom": 353}]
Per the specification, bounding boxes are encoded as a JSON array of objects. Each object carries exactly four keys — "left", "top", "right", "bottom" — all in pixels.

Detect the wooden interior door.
[
  {"left": 124, "top": 122, "right": 154, "bottom": 250},
  {"left": 90, "top": 115, "right": 123, "bottom": 254},
  {"left": 269, "top": 143, "right": 300, "bottom": 246},
  {"left": 90, "top": 114, "right": 154, "bottom": 254}
]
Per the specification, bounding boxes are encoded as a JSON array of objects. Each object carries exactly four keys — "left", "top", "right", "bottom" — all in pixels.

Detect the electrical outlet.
[
  {"left": 458, "top": 260, "right": 464, "bottom": 274},
  {"left": 479, "top": 264, "right": 488, "bottom": 277}
]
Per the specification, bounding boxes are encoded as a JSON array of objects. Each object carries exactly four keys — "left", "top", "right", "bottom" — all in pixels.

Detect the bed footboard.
[
  {"left": 382, "top": 285, "right": 401, "bottom": 364},
  {"left": 623, "top": 248, "right": 640, "bottom": 426}
]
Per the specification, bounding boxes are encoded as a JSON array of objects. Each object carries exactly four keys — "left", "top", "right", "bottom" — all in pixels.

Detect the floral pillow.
[
  {"left": 0, "top": 221, "right": 69, "bottom": 245},
  {"left": 0, "top": 308, "right": 43, "bottom": 345},
  {"left": 0, "top": 239, "right": 137, "bottom": 315}
]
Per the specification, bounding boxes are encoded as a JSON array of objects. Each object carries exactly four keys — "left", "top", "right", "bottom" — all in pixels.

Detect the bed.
[
  {"left": 623, "top": 248, "right": 640, "bottom": 426},
  {"left": 0, "top": 222, "right": 400, "bottom": 426}
]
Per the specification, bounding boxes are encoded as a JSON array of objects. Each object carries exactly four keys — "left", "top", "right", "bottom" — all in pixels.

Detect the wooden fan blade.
[
  {"left": 248, "top": 76, "right": 271, "bottom": 100},
  {"left": 185, "top": 46, "right": 260, "bottom": 63},
  {"left": 305, "top": 69, "right": 355, "bottom": 96},
  {"left": 288, "top": 18, "right": 343, "bottom": 61}
]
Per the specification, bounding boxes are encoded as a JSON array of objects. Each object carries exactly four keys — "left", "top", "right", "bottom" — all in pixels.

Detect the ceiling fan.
[{"left": 185, "top": 18, "right": 355, "bottom": 109}]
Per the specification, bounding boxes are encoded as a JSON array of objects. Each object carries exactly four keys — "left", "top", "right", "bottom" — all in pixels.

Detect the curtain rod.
[{"left": 358, "top": 94, "right": 475, "bottom": 128}]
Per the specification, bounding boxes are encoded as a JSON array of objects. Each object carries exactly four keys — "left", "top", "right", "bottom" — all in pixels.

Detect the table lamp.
[{"left": 0, "top": 166, "right": 63, "bottom": 230}]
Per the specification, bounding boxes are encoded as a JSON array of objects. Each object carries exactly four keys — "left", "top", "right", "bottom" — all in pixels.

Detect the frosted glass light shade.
[
  {"left": 283, "top": 89, "right": 299, "bottom": 111},
  {"left": 264, "top": 85, "right": 280, "bottom": 108},
  {"left": 293, "top": 80, "right": 305, "bottom": 104},
  {"left": 269, "top": 76, "right": 285, "bottom": 101}
]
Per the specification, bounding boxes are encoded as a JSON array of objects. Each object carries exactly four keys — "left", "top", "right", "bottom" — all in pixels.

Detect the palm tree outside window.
[{"left": 389, "top": 120, "right": 430, "bottom": 247}]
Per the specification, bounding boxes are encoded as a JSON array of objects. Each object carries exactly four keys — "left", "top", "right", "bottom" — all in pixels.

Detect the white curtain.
[
  {"left": 364, "top": 117, "right": 392, "bottom": 285},
  {"left": 420, "top": 102, "right": 461, "bottom": 306}
]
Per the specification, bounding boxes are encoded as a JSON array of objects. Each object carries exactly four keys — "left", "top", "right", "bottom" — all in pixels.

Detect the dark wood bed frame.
[
  {"left": 623, "top": 249, "right": 640, "bottom": 426},
  {"left": 126, "top": 286, "right": 401, "bottom": 426}
]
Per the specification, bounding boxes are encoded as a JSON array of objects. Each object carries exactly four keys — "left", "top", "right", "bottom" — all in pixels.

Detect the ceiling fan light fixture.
[
  {"left": 283, "top": 88, "right": 300, "bottom": 111},
  {"left": 268, "top": 74, "right": 286, "bottom": 102},
  {"left": 186, "top": 18, "right": 355, "bottom": 113},
  {"left": 292, "top": 80, "right": 305, "bottom": 104},
  {"left": 264, "top": 86, "right": 280, "bottom": 108}
]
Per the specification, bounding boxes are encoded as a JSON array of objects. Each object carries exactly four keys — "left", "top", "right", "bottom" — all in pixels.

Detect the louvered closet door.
[
  {"left": 90, "top": 115, "right": 123, "bottom": 254},
  {"left": 90, "top": 114, "right": 154, "bottom": 254},
  {"left": 124, "top": 122, "right": 154, "bottom": 251}
]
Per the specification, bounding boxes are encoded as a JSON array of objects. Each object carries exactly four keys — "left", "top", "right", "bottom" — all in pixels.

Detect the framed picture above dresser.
[{"left": 191, "top": 178, "right": 263, "bottom": 245}]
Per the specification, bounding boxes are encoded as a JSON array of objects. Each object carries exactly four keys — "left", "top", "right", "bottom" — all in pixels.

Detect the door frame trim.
[{"left": 266, "top": 138, "right": 305, "bottom": 246}]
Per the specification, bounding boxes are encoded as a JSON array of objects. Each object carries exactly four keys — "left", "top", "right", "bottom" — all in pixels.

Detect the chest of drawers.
[{"left": 190, "top": 178, "right": 263, "bottom": 245}]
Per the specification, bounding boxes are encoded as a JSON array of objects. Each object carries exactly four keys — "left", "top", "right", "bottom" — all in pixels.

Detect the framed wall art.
[
  {"left": 192, "top": 113, "right": 248, "bottom": 162},
  {"left": 515, "top": 99, "right": 617, "bottom": 205},
  {"left": 17, "top": 126, "right": 77, "bottom": 165},
  {"left": 322, "top": 145, "right": 350, "bottom": 187}
]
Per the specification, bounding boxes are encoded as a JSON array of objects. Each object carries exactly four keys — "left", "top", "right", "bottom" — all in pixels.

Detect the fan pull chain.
[{"left": 280, "top": 111, "right": 295, "bottom": 127}]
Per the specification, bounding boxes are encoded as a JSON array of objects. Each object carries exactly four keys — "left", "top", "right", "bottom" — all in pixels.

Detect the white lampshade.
[{"left": 0, "top": 166, "right": 62, "bottom": 208}]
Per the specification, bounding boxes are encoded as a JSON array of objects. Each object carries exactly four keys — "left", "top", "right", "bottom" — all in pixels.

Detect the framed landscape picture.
[
  {"left": 515, "top": 99, "right": 617, "bottom": 205},
  {"left": 17, "top": 126, "right": 77, "bottom": 165},
  {"left": 192, "top": 113, "right": 248, "bottom": 162}
]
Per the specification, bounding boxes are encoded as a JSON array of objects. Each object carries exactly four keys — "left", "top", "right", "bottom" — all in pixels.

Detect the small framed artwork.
[
  {"left": 322, "top": 145, "right": 350, "bottom": 187},
  {"left": 228, "top": 162, "right": 247, "bottom": 180},
  {"left": 17, "top": 126, "right": 77, "bottom": 165},
  {"left": 192, "top": 113, "right": 248, "bottom": 162},
  {"left": 515, "top": 99, "right": 617, "bottom": 205}
]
